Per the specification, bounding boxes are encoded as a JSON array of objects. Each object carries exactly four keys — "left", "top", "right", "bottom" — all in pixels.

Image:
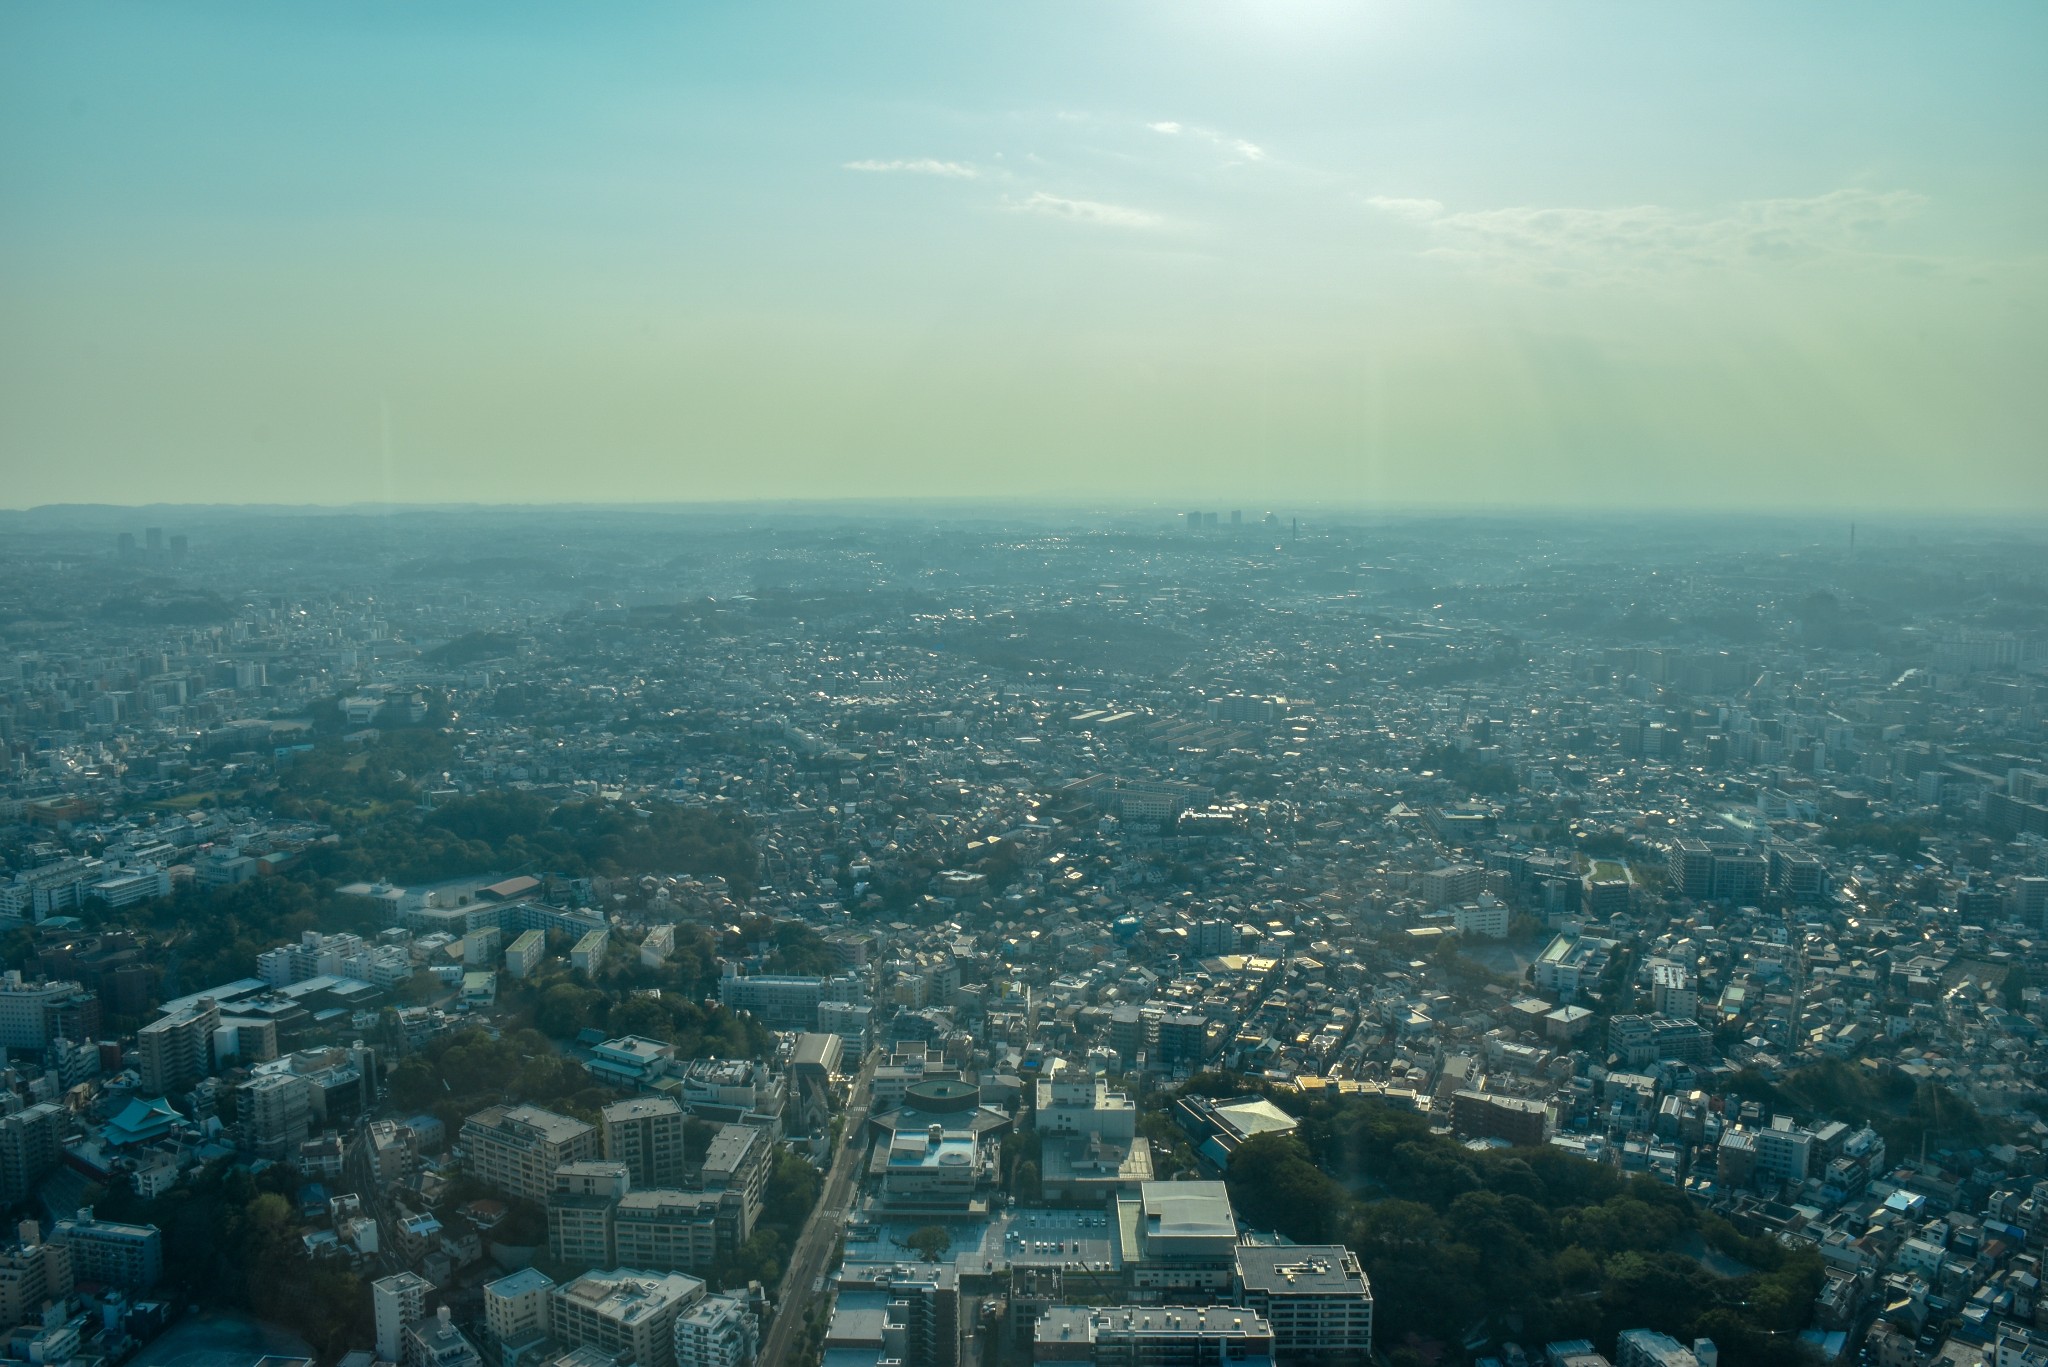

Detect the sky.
[{"left": 2, "top": 2, "right": 2044, "bottom": 512}]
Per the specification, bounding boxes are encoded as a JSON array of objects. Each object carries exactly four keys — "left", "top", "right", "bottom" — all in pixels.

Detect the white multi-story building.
[
  {"left": 551, "top": 1269, "right": 705, "bottom": 1367},
  {"left": 482, "top": 1267, "right": 554, "bottom": 1355},
  {"left": 373, "top": 1270, "right": 433, "bottom": 1363},
  {"left": 462, "top": 1104, "right": 599, "bottom": 1205},
  {"left": 674, "top": 1292, "right": 759, "bottom": 1367},
  {"left": 1234, "top": 1245, "right": 1374, "bottom": 1360},
  {"left": 405, "top": 1306, "right": 483, "bottom": 1367},
  {"left": 0, "top": 974, "right": 88, "bottom": 1053},
  {"left": 1754, "top": 1116, "right": 1816, "bottom": 1186},
  {"left": 1034, "top": 1067, "right": 1137, "bottom": 1142},
  {"left": 1034, "top": 1305, "right": 1274, "bottom": 1362}
]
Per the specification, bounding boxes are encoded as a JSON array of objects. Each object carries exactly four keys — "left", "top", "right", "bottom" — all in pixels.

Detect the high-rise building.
[
  {"left": 1668, "top": 840, "right": 1714, "bottom": 900},
  {"left": 0, "top": 1223, "right": 73, "bottom": 1332},
  {"left": 602, "top": 1097, "right": 687, "bottom": 1189},
  {"left": 840, "top": 1264, "right": 960, "bottom": 1367},
  {"left": 237, "top": 1072, "right": 314, "bottom": 1160},
  {"left": 462, "top": 1104, "right": 599, "bottom": 1205},
  {"left": 0, "top": 975, "right": 91, "bottom": 1054},
  {"left": 136, "top": 998, "right": 219, "bottom": 1096},
  {"left": 550, "top": 1161, "right": 631, "bottom": 1268},
  {"left": 373, "top": 1271, "right": 434, "bottom": 1363},
  {"left": 0, "top": 1106, "right": 66, "bottom": 1208},
  {"left": 698, "top": 1125, "right": 771, "bottom": 1246}
]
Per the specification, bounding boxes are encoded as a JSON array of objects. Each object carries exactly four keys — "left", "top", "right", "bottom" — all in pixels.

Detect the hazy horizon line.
[{"left": 3, "top": 497, "right": 2046, "bottom": 526}]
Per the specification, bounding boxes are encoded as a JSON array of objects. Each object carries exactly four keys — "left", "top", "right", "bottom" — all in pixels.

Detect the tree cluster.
[
  {"left": 1221, "top": 1092, "right": 1822, "bottom": 1367},
  {"left": 92, "top": 1160, "right": 368, "bottom": 1363}
]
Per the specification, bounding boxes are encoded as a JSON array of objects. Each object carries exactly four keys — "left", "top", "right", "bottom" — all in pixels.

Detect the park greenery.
[
  {"left": 1728, "top": 1057, "right": 2011, "bottom": 1159},
  {"left": 90, "top": 1159, "right": 369, "bottom": 1363},
  {"left": 1189, "top": 1078, "right": 1824, "bottom": 1367},
  {"left": 268, "top": 729, "right": 758, "bottom": 891}
]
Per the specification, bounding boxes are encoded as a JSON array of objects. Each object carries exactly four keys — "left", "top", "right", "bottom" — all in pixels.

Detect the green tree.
[{"left": 906, "top": 1226, "right": 951, "bottom": 1262}]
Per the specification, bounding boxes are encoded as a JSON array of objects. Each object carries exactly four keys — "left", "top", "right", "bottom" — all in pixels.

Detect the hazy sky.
[{"left": 3, "top": 2, "right": 2044, "bottom": 510}]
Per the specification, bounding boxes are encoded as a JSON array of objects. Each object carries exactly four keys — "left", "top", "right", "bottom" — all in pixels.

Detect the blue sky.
[{"left": 3, "top": 2, "right": 2044, "bottom": 509}]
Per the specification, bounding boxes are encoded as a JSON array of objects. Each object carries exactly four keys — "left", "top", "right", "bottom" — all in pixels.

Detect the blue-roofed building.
[{"left": 103, "top": 1096, "right": 186, "bottom": 1147}]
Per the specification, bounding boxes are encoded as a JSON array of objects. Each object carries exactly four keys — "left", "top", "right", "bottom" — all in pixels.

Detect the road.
[{"left": 758, "top": 1047, "right": 877, "bottom": 1367}]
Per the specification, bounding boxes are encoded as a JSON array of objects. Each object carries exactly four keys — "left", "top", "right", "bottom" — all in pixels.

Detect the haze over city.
[{"left": 7, "top": 9, "right": 2048, "bottom": 1367}]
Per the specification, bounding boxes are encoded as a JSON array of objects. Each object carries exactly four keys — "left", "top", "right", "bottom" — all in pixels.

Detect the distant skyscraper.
[
  {"left": 1230, "top": 510, "right": 1242, "bottom": 525},
  {"left": 1185, "top": 511, "right": 1200, "bottom": 531}
]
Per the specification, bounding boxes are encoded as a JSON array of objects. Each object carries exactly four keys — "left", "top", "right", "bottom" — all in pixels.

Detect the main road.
[{"left": 759, "top": 1047, "right": 878, "bottom": 1366}]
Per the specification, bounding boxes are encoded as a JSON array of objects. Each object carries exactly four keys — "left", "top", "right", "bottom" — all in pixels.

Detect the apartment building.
[
  {"left": 602, "top": 1096, "right": 688, "bottom": 1189},
  {"left": 1234, "top": 1245, "right": 1374, "bottom": 1361},
  {"left": 550, "top": 1268, "right": 705, "bottom": 1367},
  {"left": 463, "top": 1104, "right": 600, "bottom": 1205}
]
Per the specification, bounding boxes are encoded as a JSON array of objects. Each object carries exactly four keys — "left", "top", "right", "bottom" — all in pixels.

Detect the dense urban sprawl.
[{"left": 0, "top": 506, "right": 2044, "bottom": 1367}]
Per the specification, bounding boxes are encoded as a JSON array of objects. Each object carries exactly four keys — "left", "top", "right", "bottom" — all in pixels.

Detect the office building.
[
  {"left": 879, "top": 1125, "right": 987, "bottom": 1220},
  {"left": 1648, "top": 965, "right": 1698, "bottom": 1021},
  {"left": 1753, "top": 1116, "right": 1816, "bottom": 1186},
  {"left": 1606, "top": 1015, "right": 1713, "bottom": 1068},
  {"left": 1617, "top": 1331, "right": 1713, "bottom": 1367},
  {"left": 839, "top": 1264, "right": 960, "bottom": 1367}
]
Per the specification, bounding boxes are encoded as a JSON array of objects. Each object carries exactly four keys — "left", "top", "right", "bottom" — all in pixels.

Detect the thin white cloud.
[
  {"left": 843, "top": 158, "right": 981, "bottom": 179},
  {"left": 1146, "top": 120, "right": 1264, "bottom": 163},
  {"left": 1367, "top": 187, "right": 1929, "bottom": 283},
  {"left": 1366, "top": 196, "right": 1446, "bottom": 222},
  {"left": 1006, "top": 191, "right": 1163, "bottom": 230}
]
